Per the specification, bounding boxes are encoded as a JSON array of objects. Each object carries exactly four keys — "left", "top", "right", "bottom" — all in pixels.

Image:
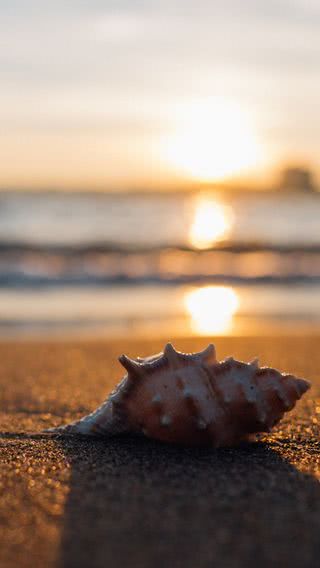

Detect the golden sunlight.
[
  {"left": 184, "top": 286, "right": 239, "bottom": 335},
  {"left": 166, "top": 98, "right": 261, "bottom": 182},
  {"left": 189, "top": 197, "right": 232, "bottom": 248}
]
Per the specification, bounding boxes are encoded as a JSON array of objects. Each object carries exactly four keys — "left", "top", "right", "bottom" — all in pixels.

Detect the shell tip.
[
  {"left": 297, "top": 377, "right": 311, "bottom": 395},
  {"left": 118, "top": 354, "right": 143, "bottom": 377},
  {"left": 250, "top": 357, "right": 260, "bottom": 369},
  {"left": 164, "top": 343, "right": 180, "bottom": 366},
  {"left": 199, "top": 343, "right": 217, "bottom": 364}
]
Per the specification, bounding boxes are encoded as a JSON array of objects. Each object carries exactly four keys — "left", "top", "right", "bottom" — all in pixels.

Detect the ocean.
[{"left": 0, "top": 189, "right": 319, "bottom": 338}]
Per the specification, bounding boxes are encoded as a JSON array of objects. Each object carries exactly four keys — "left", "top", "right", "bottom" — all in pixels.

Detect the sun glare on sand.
[
  {"left": 189, "top": 197, "right": 232, "bottom": 249},
  {"left": 184, "top": 286, "right": 239, "bottom": 335},
  {"left": 166, "top": 98, "right": 260, "bottom": 182}
]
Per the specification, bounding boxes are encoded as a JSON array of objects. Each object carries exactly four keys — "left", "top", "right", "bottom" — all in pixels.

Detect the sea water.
[{"left": 0, "top": 190, "right": 319, "bottom": 337}]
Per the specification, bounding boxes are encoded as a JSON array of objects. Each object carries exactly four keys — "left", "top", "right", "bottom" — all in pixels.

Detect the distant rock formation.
[{"left": 278, "top": 167, "right": 316, "bottom": 192}]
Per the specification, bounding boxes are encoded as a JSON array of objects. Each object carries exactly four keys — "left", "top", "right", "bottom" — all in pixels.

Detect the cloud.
[{"left": 1, "top": 1, "right": 319, "bottom": 102}]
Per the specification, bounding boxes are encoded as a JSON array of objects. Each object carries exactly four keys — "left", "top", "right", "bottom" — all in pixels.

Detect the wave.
[
  {"left": 1, "top": 240, "right": 320, "bottom": 254},
  {"left": 0, "top": 239, "right": 319, "bottom": 288},
  {"left": 3, "top": 275, "right": 320, "bottom": 289}
]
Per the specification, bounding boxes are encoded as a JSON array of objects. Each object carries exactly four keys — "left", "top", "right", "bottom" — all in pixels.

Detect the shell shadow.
[{"left": 56, "top": 435, "right": 320, "bottom": 568}]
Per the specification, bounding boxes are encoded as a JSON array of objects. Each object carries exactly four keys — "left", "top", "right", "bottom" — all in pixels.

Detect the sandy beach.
[{"left": 0, "top": 336, "right": 319, "bottom": 568}]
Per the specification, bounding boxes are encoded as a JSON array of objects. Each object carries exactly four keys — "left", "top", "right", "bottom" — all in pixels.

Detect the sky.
[{"left": 1, "top": 0, "right": 320, "bottom": 191}]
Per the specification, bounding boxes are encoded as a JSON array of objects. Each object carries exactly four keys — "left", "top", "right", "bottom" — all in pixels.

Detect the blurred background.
[{"left": 0, "top": 0, "right": 319, "bottom": 339}]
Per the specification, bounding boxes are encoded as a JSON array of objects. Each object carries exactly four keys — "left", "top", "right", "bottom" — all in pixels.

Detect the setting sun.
[
  {"left": 184, "top": 286, "right": 239, "bottom": 335},
  {"left": 166, "top": 98, "right": 261, "bottom": 182},
  {"left": 189, "top": 197, "right": 232, "bottom": 248}
]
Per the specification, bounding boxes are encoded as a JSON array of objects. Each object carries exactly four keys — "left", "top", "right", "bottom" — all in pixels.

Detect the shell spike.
[
  {"left": 164, "top": 343, "right": 181, "bottom": 368},
  {"left": 118, "top": 354, "right": 144, "bottom": 377},
  {"left": 198, "top": 343, "right": 216, "bottom": 364},
  {"left": 250, "top": 357, "right": 259, "bottom": 369}
]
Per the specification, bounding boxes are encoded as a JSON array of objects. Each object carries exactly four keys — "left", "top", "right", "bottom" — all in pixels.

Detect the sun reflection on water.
[
  {"left": 184, "top": 285, "right": 239, "bottom": 335},
  {"left": 189, "top": 197, "right": 232, "bottom": 249}
]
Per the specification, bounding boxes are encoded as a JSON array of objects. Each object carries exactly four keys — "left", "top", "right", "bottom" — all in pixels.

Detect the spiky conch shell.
[{"left": 47, "top": 343, "right": 310, "bottom": 447}]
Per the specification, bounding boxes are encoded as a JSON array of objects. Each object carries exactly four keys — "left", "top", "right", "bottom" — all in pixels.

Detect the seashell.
[{"left": 47, "top": 343, "right": 310, "bottom": 447}]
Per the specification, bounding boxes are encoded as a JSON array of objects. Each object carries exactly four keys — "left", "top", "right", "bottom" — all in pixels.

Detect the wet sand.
[{"left": 0, "top": 336, "right": 319, "bottom": 568}]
